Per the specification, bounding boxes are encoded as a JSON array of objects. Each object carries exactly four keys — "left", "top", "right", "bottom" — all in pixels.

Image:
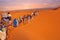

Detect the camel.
[{"left": 0, "top": 28, "right": 6, "bottom": 40}]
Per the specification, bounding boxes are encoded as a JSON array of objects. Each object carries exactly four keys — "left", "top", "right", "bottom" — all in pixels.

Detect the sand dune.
[{"left": 0, "top": 8, "right": 60, "bottom": 40}]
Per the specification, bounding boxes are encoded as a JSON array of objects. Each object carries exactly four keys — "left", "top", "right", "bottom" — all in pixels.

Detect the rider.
[
  {"left": 13, "top": 18, "right": 18, "bottom": 27},
  {"left": 7, "top": 12, "right": 12, "bottom": 20},
  {"left": 1, "top": 12, "right": 8, "bottom": 22}
]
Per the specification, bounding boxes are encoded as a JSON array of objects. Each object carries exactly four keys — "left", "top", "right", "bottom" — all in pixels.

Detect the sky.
[{"left": 0, "top": 0, "right": 60, "bottom": 11}]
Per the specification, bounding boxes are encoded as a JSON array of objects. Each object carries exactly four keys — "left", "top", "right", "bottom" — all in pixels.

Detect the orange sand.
[{"left": 0, "top": 8, "right": 60, "bottom": 40}]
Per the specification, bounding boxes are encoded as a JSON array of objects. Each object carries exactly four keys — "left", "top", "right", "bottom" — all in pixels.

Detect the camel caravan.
[{"left": 0, "top": 11, "right": 38, "bottom": 40}]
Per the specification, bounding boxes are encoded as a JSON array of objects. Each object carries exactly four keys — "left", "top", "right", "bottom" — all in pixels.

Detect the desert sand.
[{"left": 0, "top": 8, "right": 60, "bottom": 40}]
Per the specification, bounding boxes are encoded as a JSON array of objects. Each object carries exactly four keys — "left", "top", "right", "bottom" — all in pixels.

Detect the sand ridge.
[{"left": 0, "top": 8, "right": 60, "bottom": 40}]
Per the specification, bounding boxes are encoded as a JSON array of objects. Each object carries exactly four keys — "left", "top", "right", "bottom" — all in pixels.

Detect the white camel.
[{"left": 0, "top": 28, "right": 6, "bottom": 40}]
